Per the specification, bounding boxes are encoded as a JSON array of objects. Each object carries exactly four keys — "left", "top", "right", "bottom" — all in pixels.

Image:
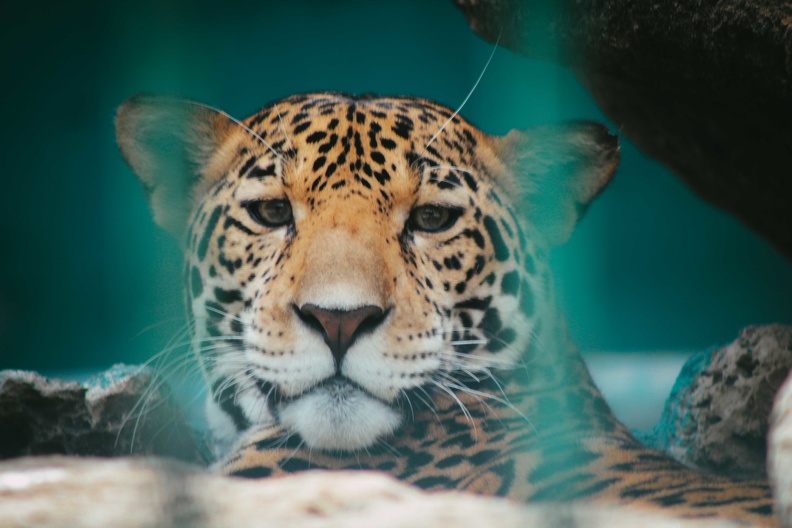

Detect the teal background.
[{"left": 1, "top": 0, "right": 790, "bottom": 372}]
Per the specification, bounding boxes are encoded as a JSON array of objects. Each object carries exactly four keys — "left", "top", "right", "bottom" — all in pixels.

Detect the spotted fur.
[{"left": 116, "top": 92, "right": 773, "bottom": 524}]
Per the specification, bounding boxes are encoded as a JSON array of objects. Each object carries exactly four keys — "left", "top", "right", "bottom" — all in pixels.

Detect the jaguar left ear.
[
  {"left": 115, "top": 94, "right": 237, "bottom": 239},
  {"left": 491, "top": 122, "right": 620, "bottom": 247}
]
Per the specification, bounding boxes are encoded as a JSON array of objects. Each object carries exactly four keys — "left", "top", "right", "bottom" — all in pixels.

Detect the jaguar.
[{"left": 116, "top": 92, "right": 774, "bottom": 524}]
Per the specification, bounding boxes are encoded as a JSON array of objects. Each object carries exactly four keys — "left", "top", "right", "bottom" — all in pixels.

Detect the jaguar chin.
[{"left": 276, "top": 376, "right": 402, "bottom": 451}]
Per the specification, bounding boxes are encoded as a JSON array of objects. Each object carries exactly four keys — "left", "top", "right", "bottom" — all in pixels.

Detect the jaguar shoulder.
[{"left": 116, "top": 92, "right": 774, "bottom": 524}]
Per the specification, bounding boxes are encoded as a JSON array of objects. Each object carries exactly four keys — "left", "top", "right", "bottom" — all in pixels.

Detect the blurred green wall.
[{"left": 1, "top": 0, "right": 790, "bottom": 371}]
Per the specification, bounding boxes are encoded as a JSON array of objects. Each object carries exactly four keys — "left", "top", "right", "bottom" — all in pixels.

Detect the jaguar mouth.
[
  {"left": 257, "top": 374, "right": 403, "bottom": 451},
  {"left": 254, "top": 374, "right": 388, "bottom": 406}
]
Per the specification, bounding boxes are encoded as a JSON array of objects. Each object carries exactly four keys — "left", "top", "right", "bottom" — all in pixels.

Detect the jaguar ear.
[
  {"left": 115, "top": 94, "right": 237, "bottom": 239},
  {"left": 492, "top": 122, "right": 619, "bottom": 247}
]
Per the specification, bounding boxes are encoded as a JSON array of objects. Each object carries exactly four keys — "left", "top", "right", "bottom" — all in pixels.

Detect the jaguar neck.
[{"left": 481, "top": 318, "right": 623, "bottom": 438}]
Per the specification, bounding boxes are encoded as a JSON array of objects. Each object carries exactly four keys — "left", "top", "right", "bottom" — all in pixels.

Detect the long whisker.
[
  {"left": 424, "top": 30, "right": 501, "bottom": 151},
  {"left": 274, "top": 103, "right": 295, "bottom": 153},
  {"left": 175, "top": 98, "right": 285, "bottom": 161}
]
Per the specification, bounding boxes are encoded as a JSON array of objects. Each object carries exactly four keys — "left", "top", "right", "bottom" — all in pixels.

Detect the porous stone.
[
  {"left": 0, "top": 365, "right": 202, "bottom": 463},
  {"left": 0, "top": 456, "right": 732, "bottom": 528},
  {"left": 641, "top": 325, "right": 792, "bottom": 479}
]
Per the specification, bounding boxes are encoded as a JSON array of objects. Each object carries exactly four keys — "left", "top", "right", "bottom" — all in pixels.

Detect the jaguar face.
[{"left": 116, "top": 92, "right": 618, "bottom": 453}]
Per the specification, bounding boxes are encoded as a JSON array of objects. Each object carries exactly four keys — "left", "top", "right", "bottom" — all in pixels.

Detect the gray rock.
[
  {"left": 0, "top": 365, "right": 203, "bottom": 463},
  {"left": 452, "top": 0, "right": 792, "bottom": 259},
  {"left": 640, "top": 325, "right": 792, "bottom": 479}
]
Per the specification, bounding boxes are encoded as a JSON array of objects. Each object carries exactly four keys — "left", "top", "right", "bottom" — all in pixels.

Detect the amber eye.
[
  {"left": 245, "top": 199, "right": 293, "bottom": 228},
  {"left": 408, "top": 205, "right": 461, "bottom": 233}
]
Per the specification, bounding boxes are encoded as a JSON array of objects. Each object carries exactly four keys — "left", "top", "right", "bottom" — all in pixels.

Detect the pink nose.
[{"left": 298, "top": 304, "right": 386, "bottom": 366}]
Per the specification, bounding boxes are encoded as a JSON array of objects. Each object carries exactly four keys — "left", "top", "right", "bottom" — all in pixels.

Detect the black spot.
[
  {"left": 290, "top": 112, "right": 309, "bottom": 124},
  {"left": 211, "top": 379, "right": 250, "bottom": 430},
  {"left": 519, "top": 279, "right": 534, "bottom": 315},
  {"left": 435, "top": 454, "right": 465, "bottom": 469},
  {"left": 463, "top": 228, "right": 485, "bottom": 249},
  {"left": 325, "top": 163, "right": 337, "bottom": 177},
  {"left": 197, "top": 206, "right": 222, "bottom": 261},
  {"left": 472, "top": 255, "right": 485, "bottom": 275},
  {"left": 454, "top": 296, "right": 492, "bottom": 311},
  {"left": 214, "top": 287, "right": 243, "bottom": 304},
  {"left": 374, "top": 169, "right": 390, "bottom": 185},
  {"left": 455, "top": 282, "right": 466, "bottom": 294},
  {"left": 501, "top": 270, "right": 520, "bottom": 296},
  {"left": 392, "top": 123, "right": 411, "bottom": 139},
  {"left": 462, "top": 172, "right": 478, "bottom": 191},
  {"left": 412, "top": 476, "right": 455, "bottom": 490},
  {"left": 237, "top": 155, "right": 257, "bottom": 178},
  {"left": 478, "top": 308, "right": 502, "bottom": 333},
  {"left": 248, "top": 164, "right": 276, "bottom": 179},
  {"left": 312, "top": 156, "right": 327, "bottom": 171},
  {"left": 470, "top": 449, "right": 501, "bottom": 464},
  {"left": 370, "top": 151, "right": 385, "bottom": 164},
  {"left": 280, "top": 457, "right": 315, "bottom": 472},
  {"left": 524, "top": 252, "right": 536, "bottom": 274},
  {"left": 318, "top": 133, "right": 338, "bottom": 153},
  {"left": 747, "top": 504, "right": 773, "bottom": 515},
  {"left": 190, "top": 267, "right": 203, "bottom": 298},
  {"left": 492, "top": 460, "right": 516, "bottom": 496},
  {"left": 443, "top": 256, "right": 461, "bottom": 270},
  {"left": 223, "top": 216, "right": 255, "bottom": 236},
  {"left": 232, "top": 467, "right": 272, "bottom": 478},
  {"left": 483, "top": 216, "right": 510, "bottom": 261},
  {"left": 293, "top": 122, "right": 311, "bottom": 134},
  {"left": 306, "top": 131, "right": 327, "bottom": 143},
  {"left": 654, "top": 493, "right": 688, "bottom": 507},
  {"left": 380, "top": 137, "right": 396, "bottom": 150},
  {"left": 353, "top": 132, "right": 364, "bottom": 156}
]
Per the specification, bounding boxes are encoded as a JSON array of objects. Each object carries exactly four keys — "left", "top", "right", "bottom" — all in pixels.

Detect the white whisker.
[
  {"left": 175, "top": 98, "right": 285, "bottom": 161},
  {"left": 424, "top": 31, "right": 501, "bottom": 151}
]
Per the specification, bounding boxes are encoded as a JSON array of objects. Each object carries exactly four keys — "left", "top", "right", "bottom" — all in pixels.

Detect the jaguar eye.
[
  {"left": 245, "top": 199, "right": 293, "bottom": 228},
  {"left": 408, "top": 205, "right": 461, "bottom": 233}
]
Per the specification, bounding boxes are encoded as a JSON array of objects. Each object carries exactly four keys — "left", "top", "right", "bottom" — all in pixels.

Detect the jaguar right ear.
[
  {"left": 490, "top": 121, "right": 620, "bottom": 247},
  {"left": 115, "top": 94, "right": 238, "bottom": 239}
]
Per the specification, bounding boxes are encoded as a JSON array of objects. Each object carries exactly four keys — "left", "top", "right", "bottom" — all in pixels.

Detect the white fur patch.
[
  {"left": 205, "top": 396, "right": 241, "bottom": 458},
  {"left": 278, "top": 381, "right": 402, "bottom": 451}
]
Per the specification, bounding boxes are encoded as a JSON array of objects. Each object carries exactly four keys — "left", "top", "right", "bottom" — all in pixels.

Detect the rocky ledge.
[{"left": 453, "top": 0, "right": 792, "bottom": 259}]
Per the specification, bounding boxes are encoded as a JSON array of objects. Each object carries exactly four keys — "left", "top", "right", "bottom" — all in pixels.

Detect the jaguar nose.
[{"left": 297, "top": 304, "right": 386, "bottom": 367}]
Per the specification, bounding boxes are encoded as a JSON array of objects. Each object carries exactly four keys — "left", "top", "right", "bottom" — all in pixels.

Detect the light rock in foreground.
[{"left": 0, "top": 456, "right": 735, "bottom": 528}]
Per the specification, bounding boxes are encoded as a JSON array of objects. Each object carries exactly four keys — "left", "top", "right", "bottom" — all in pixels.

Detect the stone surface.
[
  {"left": 0, "top": 456, "right": 734, "bottom": 528},
  {"left": 640, "top": 325, "right": 792, "bottom": 479},
  {"left": 452, "top": 0, "right": 792, "bottom": 259},
  {"left": 0, "top": 365, "right": 202, "bottom": 463},
  {"left": 769, "top": 367, "right": 792, "bottom": 527}
]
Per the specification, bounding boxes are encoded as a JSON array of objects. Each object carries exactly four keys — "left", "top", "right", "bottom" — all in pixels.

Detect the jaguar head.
[{"left": 116, "top": 92, "right": 618, "bottom": 453}]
